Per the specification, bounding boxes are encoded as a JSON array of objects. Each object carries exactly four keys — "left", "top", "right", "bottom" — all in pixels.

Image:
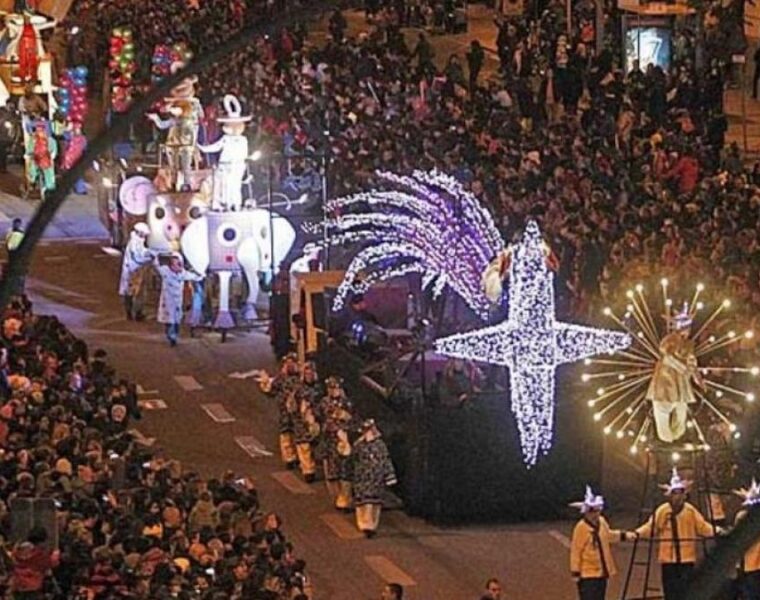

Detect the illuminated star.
[{"left": 435, "top": 220, "right": 631, "bottom": 467}]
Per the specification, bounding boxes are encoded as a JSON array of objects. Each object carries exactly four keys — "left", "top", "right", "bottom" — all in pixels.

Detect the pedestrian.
[
  {"left": 0, "top": 102, "right": 15, "bottom": 173},
  {"left": 154, "top": 253, "right": 204, "bottom": 346},
  {"left": 10, "top": 526, "right": 60, "bottom": 599},
  {"left": 292, "top": 361, "right": 321, "bottom": 483},
  {"left": 480, "top": 578, "right": 503, "bottom": 599},
  {"left": 381, "top": 582, "right": 404, "bottom": 599},
  {"left": 352, "top": 419, "right": 397, "bottom": 538},
  {"left": 466, "top": 40, "right": 484, "bottom": 92},
  {"left": 631, "top": 468, "right": 718, "bottom": 600},
  {"left": 118, "top": 222, "right": 154, "bottom": 321},
  {"left": 320, "top": 377, "right": 354, "bottom": 512},
  {"left": 733, "top": 479, "right": 760, "bottom": 599},
  {"left": 261, "top": 353, "right": 301, "bottom": 470},
  {"left": 569, "top": 486, "right": 634, "bottom": 600}
]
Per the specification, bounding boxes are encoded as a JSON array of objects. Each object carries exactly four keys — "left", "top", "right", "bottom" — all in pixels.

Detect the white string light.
[{"left": 435, "top": 220, "right": 631, "bottom": 467}]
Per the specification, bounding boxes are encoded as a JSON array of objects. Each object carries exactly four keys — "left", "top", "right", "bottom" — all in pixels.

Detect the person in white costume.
[{"left": 197, "top": 94, "right": 251, "bottom": 211}]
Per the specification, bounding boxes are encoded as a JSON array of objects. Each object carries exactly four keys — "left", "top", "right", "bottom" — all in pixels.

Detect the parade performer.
[
  {"left": 734, "top": 479, "right": 760, "bottom": 599},
  {"left": 260, "top": 354, "right": 301, "bottom": 469},
  {"left": 147, "top": 72, "right": 203, "bottom": 191},
  {"left": 3, "top": 11, "right": 54, "bottom": 82},
  {"left": 25, "top": 120, "right": 56, "bottom": 196},
  {"left": 197, "top": 95, "right": 251, "bottom": 211},
  {"left": 320, "top": 377, "right": 354, "bottom": 511},
  {"left": 292, "top": 361, "right": 322, "bottom": 483},
  {"left": 632, "top": 468, "right": 718, "bottom": 600},
  {"left": 62, "top": 122, "right": 87, "bottom": 194},
  {"left": 352, "top": 419, "right": 397, "bottom": 538},
  {"left": 646, "top": 303, "right": 702, "bottom": 443},
  {"left": 570, "top": 486, "right": 633, "bottom": 600},
  {"left": 154, "top": 253, "right": 204, "bottom": 346},
  {"left": 118, "top": 223, "right": 154, "bottom": 322}
]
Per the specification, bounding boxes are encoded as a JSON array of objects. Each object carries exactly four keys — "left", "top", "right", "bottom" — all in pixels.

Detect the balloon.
[{"left": 75, "top": 66, "right": 88, "bottom": 78}]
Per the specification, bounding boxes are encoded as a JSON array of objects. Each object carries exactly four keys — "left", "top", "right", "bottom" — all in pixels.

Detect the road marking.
[
  {"left": 138, "top": 399, "right": 167, "bottom": 410},
  {"left": 364, "top": 555, "right": 417, "bottom": 587},
  {"left": 320, "top": 513, "right": 363, "bottom": 540},
  {"left": 174, "top": 375, "right": 203, "bottom": 391},
  {"left": 100, "top": 246, "right": 122, "bottom": 257},
  {"left": 271, "top": 471, "right": 316, "bottom": 495},
  {"left": 136, "top": 384, "right": 159, "bottom": 396},
  {"left": 201, "top": 403, "right": 236, "bottom": 423},
  {"left": 235, "top": 436, "right": 273, "bottom": 458},
  {"left": 43, "top": 255, "right": 69, "bottom": 263},
  {"left": 548, "top": 529, "right": 571, "bottom": 549}
]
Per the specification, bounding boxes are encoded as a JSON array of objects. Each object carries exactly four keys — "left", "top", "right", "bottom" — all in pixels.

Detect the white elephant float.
[{"left": 180, "top": 209, "right": 297, "bottom": 326}]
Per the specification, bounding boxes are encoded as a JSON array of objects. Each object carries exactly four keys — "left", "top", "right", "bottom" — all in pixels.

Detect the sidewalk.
[{"left": 0, "top": 165, "right": 108, "bottom": 241}]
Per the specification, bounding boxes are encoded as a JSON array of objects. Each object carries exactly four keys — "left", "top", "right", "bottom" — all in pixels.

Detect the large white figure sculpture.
[
  {"left": 197, "top": 94, "right": 250, "bottom": 211},
  {"left": 181, "top": 209, "right": 296, "bottom": 324}
]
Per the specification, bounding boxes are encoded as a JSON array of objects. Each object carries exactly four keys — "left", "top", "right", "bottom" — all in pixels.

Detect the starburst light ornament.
[
  {"left": 435, "top": 220, "right": 631, "bottom": 467},
  {"left": 584, "top": 279, "right": 757, "bottom": 456}
]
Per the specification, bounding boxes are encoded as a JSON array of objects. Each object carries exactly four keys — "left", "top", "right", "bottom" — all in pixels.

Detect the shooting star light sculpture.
[{"left": 435, "top": 220, "right": 631, "bottom": 467}]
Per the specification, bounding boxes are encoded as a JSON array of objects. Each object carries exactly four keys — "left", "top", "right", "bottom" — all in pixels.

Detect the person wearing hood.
[
  {"left": 118, "top": 222, "right": 155, "bottom": 322},
  {"left": 11, "top": 526, "right": 60, "bottom": 597},
  {"left": 352, "top": 419, "right": 397, "bottom": 538},
  {"left": 631, "top": 468, "right": 719, "bottom": 600},
  {"left": 154, "top": 252, "right": 204, "bottom": 346},
  {"left": 569, "top": 486, "right": 633, "bottom": 599}
]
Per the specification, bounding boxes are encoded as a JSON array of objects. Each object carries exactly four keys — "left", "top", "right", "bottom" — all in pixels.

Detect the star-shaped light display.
[{"left": 435, "top": 220, "right": 631, "bottom": 467}]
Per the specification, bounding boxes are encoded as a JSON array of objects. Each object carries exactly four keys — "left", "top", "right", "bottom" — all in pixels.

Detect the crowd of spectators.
[{"left": 0, "top": 293, "right": 311, "bottom": 599}]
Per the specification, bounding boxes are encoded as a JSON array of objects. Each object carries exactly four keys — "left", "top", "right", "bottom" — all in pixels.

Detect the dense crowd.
[{"left": 0, "top": 293, "right": 312, "bottom": 599}]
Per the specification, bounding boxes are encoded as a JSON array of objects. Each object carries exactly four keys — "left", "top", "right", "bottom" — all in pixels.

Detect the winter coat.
[
  {"left": 155, "top": 263, "right": 203, "bottom": 325},
  {"left": 665, "top": 155, "right": 699, "bottom": 195},
  {"left": 11, "top": 543, "right": 58, "bottom": 592},
  {"left": 188, "top": 498, "right": 219, "bottom": 532},
  {"left": 118, "top": 232, "right": 153, "bottom": 296},
  {"left": 352, "top": 435, "right": 397, "bottom": 505}
]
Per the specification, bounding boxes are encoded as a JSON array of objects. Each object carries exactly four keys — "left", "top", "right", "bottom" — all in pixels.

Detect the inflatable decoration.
[{"left": 109, "top": 27, "right": 136, "bottom": 113}]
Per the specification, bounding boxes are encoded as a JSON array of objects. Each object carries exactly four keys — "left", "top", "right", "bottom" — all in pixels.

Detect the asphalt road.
[{"left": 20, "top": 240, "right": 654, "bottom": 600}]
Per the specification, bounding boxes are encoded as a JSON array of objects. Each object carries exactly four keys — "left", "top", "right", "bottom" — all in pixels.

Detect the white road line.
[
  {"left": 235, "top": 436, "right": 273, "bottom": 458},
  {"left": 100, "top": 246, "right": 122, "bottom": 257},
  {"left": 138, "top": 399, "right": 168, "bottom": 410},
  {"left": 364, "top": 555, "right": 417, "bottom": 587},
  {"left": 320, "top": 513, "right": 363, "bottom": 540},
  {"left": 136, "top": 385, "right": 159, "bottom": 396},
  {"left": 43, "top": 255, "right": 70, "bottom": 263},
  {"left": 548, "top": 529, "right": 571, "bottom": 549},
  {"left": 174, "top": 375, "right": 203, "bottom": 391},
  {"left": 201, "top": 403, "right": 236, "bottom": 423},
  {"left": 128, "top": 428, "right": 156, "bottom": 447},
  {"left": 271, "top": 471, "right": 316, "bottom": 495}
]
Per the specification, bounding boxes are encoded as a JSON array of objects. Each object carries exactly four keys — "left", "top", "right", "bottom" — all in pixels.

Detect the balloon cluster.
[
  {"left": 56, "top": 66, "right": 88, "bottom": 126},
  {"left": 109, "top": 27, "right": 136, "bottom": 113},
  {"left": 151, "top": 42, "right": 193, "bottom": 84}
]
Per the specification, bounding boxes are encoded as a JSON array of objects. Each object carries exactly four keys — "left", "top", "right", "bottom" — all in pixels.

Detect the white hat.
[
  {"left": 217, "top": 94, "right": 252, "bottom": 124},
  {"left": 734, "top": 479, "right": 760, "bottom": 507},
  {"left": 660, "top": 467, "right": 691, "bottom": 495},
  {"left": 569, "top": 485, "right": 605, "bottom": 513},
  {"left": 133, "top": 222, "right": 150, "bottom": 236}
]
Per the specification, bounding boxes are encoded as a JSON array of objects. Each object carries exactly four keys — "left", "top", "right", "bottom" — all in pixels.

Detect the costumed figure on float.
[
  {"left": 147, "top": 66, "right": 204, "bottom": 191},
  {"left": 25, "top": 118, "right": 55, "bottom": 196},
  {"left": 646, "top": 303, "right": 702, "bottom": 443},
  {"left": 197, "top": 94, "right": 250, "bottom": 211},
  {"left": 1, "top": 8, "right": 55, "bottom": 84}
]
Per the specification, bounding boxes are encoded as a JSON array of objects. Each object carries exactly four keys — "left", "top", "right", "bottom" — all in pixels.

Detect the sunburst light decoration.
[{"left": 583, "top": 278, "right": 758, "bottom": 458}]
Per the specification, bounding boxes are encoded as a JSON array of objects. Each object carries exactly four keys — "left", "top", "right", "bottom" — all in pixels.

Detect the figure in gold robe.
[{"left": 646, "top": 304, "right": 703, "bottom": 443}]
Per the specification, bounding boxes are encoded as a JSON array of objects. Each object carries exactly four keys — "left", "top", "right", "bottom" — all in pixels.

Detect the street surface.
[{"left": 20, "top": 240, "right": 616, "bottom": 599}]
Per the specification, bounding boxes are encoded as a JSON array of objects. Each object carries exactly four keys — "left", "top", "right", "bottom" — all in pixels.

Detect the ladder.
[{"left": 619, "top": 446, "right": 719, "bottom": 600}]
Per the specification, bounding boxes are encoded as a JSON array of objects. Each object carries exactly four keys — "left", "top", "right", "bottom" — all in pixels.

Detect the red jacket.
[
  {"left": 12, "top": 544, "right": 58, "bottom": 592},
  {"left": 666, "top": 155, "right": 699, "bottom": 195}
]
